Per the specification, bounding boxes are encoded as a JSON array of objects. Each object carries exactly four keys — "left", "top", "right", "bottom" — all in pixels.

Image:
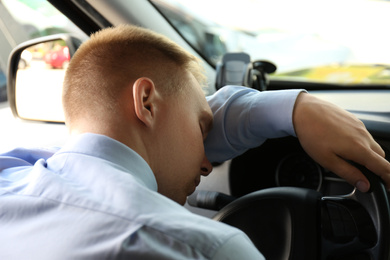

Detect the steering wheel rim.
[{"left": 213, "top": 166, "right": 390, "bottom": 260}]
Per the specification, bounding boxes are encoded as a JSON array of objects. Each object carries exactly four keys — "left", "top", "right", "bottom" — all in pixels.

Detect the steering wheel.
[{"left": 213, "top": 165, "right": 390, "bottom": 260}]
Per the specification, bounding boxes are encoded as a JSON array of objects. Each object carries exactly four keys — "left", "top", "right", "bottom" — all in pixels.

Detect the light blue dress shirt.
[{"left": 0, "top": 85, "right": 303, "bottom": 259}]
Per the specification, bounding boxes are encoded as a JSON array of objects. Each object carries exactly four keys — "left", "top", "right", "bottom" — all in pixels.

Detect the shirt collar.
[{"left": 57, "top": 133, "right": 158, "bottom": 191}]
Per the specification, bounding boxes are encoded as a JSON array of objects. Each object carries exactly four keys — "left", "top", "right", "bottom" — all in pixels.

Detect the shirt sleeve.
[{"left": 204, "top": 85, "right": 305, "bottom": 163}]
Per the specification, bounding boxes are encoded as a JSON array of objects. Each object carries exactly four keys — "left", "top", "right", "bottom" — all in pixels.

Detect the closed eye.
[
  {"left": 200, "top": 124, "right": 207, "bottom": 141},
  {"left": 200, "top": 111, "right": 213, "bottom": 141}
]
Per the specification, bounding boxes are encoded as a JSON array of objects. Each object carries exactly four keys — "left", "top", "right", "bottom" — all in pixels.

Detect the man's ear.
[{"left": 132, "top": 77, "right": 157, "bottom": 127}]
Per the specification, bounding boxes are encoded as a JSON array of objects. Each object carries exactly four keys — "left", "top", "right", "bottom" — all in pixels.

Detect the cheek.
[
  {"left": 156, "top": 127, "right": 205, "bottom": 202},
  {"left": 158, "top": 112, "right": 205, "bottom": 168}
]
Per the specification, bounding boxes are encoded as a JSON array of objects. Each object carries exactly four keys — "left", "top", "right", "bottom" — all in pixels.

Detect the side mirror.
[{"left": 7, "top": 34, "right": 83, "bottom": 123}]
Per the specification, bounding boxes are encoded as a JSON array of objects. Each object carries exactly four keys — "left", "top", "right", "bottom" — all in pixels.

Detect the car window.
[
  {"left": 150, "top": 0, "right": 390, "bottom": 86},
  {"left": 0, "top": 0, "right": 87, "bottom": 103}
]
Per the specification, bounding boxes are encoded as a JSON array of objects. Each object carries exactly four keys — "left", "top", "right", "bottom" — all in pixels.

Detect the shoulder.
[{"left": 0, "top": 147, "right": 58, "bottom": 169}]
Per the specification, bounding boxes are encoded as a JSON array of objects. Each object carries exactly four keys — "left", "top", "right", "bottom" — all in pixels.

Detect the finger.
[
  {"left": 334, "top": 146, "right": 390, "bottom": 191},
  {"left": 362, "top": 151, "right": 390, "bottom": 190},
  {"left": 336, "top": 138, "right": 390, "bottom": 188},
  {"left": 316, "top": 156, "right": 370, "bottom": 192},
  {"left": 320, "top": 154, "right": 370, "bottom": 192},
  {"left": 301, "top": 144, "right": 370, "bottom": 191},
  {"left": 367, "top": 134, "right": 385, "bottom": 158},
  {"left": 305, "top": 143, "right": 389, "bottom": 192}
]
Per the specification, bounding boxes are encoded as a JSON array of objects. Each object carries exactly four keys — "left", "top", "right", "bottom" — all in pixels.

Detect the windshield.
[{"left": 151, "top": 0, "right": 390, "bottom": 86}]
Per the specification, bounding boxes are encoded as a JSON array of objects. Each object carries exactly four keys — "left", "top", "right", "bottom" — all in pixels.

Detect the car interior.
[{"left": 2, "top": 0, "right": 390, "bottom": 259}]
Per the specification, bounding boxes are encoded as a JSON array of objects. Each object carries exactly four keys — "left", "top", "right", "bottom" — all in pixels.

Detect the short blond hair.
[{"left": 62, "top": 24, "right": 205, "bottom": 125}]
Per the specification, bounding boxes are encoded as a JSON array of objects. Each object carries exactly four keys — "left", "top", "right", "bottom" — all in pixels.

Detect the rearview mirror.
[{"left": 8, "top": 34, "right": 83, "bottom": 123}]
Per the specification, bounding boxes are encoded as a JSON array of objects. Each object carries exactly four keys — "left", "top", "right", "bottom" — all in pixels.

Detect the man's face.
[{"left": 152, "top": 72, "right": 213, "bottom": 205}]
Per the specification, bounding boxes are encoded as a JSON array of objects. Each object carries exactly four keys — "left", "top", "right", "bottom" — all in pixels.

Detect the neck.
[{"left": 69, "top": 119, "right": 152, "bottom": 167}]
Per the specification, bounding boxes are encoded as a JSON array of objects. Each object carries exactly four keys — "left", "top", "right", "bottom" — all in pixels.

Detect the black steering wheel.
[{"left": 213, "top": 165, "right": 390, "bottom": 260}]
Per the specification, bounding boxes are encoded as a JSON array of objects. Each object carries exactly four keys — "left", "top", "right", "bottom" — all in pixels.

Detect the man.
[{"left": 0, "top": 24, "right": 389, "bottom": 259}]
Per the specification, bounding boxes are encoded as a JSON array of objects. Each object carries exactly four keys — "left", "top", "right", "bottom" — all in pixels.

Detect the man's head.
[
  {"left": 62, "top": 25, "right": 213, "bottom": 204},
  {"left": 63, "top": 24, "right": 206, "bottom": 126}
]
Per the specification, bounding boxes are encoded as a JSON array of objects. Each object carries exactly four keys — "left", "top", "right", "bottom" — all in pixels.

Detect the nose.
[{"left": 200, "top": 156, "right": 213, "bottom": 176}]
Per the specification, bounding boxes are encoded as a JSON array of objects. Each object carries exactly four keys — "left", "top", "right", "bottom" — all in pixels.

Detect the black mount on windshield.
[{"left": 215, "top": 52, "right": 276, "bottom": 91}]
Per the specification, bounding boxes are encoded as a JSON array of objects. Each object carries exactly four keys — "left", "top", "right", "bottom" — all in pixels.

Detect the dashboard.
[{"left": 230, "top": 136, "right": 355, "bottom": 197}]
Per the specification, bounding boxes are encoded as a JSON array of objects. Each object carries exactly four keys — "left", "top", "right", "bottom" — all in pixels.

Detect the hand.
[{"left": 293, "top": 92, "right": 390, "bottom": 192}]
